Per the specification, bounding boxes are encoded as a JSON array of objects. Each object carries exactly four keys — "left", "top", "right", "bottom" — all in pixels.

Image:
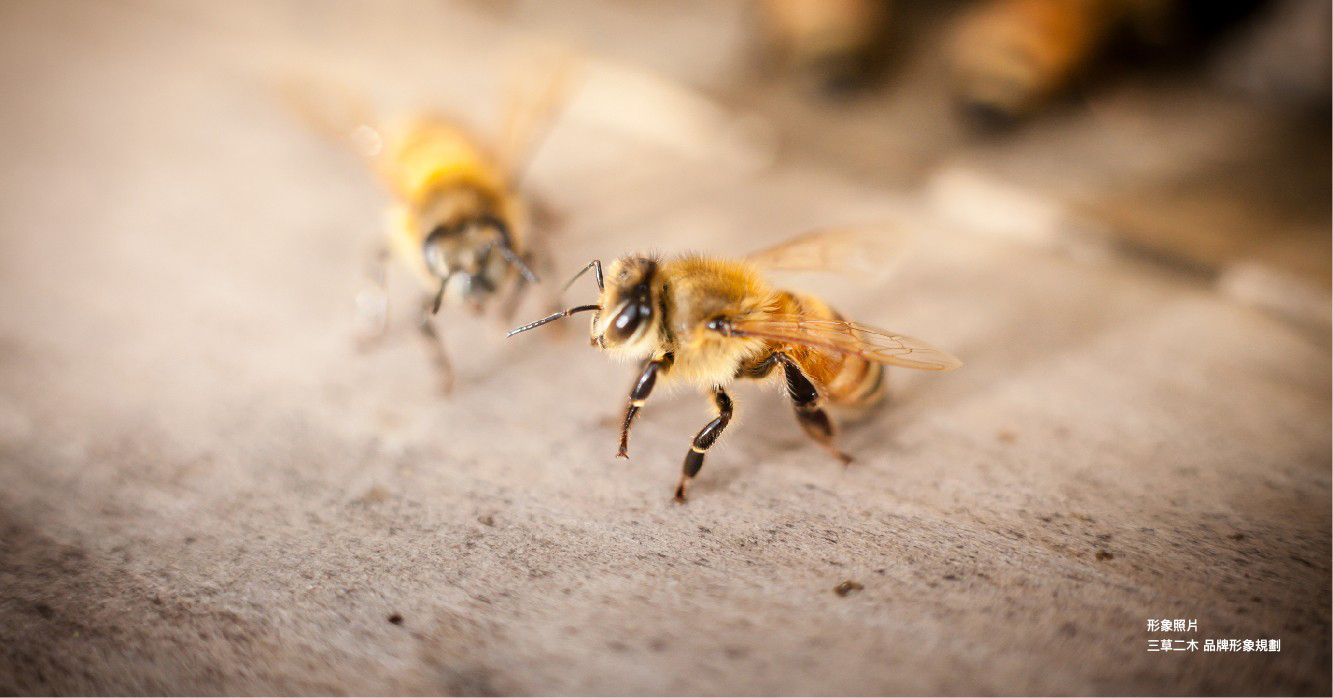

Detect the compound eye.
[
  {"left": 423, "top": 225, "right": 454, "bottom": 278},
  {"left": 607, "top": 282, "right": 653, "bottom": 342},
  {"left": 607, "top": 302, "right": 645, "bottom": 342}
]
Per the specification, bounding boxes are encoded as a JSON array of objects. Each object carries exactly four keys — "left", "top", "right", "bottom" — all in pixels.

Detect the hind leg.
[{"left": 778, "top": 356, "right": 852, "bottom": 465}]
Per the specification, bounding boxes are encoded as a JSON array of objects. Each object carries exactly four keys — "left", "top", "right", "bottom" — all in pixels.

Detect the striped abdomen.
[
  {"left": 378, "top": 116, "right": 506, "bottom": 208},
  {"left": 769, "top": 291, "right": 886, "bottom": 410},
  {"left": 378, "top": 118, "right": 528, "bottom": 290}
]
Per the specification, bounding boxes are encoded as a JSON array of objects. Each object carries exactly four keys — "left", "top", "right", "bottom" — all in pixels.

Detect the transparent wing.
[
  {"left": 497, "top": 47, "right": 582, "bottom": 182},
  {"left": 727, "top": 315, "right": 963, "bottom": 371},
  {"left": 274, "top": 74, "right": 383, "bottom": 159},
  {"left": 743, "top": 225, "right": 909, "bottom": 279}
]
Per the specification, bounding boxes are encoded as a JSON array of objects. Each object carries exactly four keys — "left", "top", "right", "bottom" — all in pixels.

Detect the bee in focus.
[
  {"left": 283, "top": 64, "right": 573, "bottom": 392},
  {"left": 508, "top": 228, "right": 962, "bottom": 501}
]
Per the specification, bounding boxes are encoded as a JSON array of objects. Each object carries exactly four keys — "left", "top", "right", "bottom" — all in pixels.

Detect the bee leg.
[
  {"left": 780, "top": 357, "right": 853, "bottom": 465},
  {"left": 618, "top": 353, "right": 674, "bottom": 458},
  {"left": 355, "top": 246, "right": 390, "bottom": 351},
  {"left": 496, "top": 266, "right": 531, "bottom": 323},
  {"left": 416, "top": 296, "right": 455, "bottom": 394},
  {"left": 674, "top": 387, "right": 733, "bottom": 503}
]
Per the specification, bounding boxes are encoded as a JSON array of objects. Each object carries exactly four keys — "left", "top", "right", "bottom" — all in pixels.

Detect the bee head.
[
  {"left": 505, "top": 256, "right": 659, "bottom": 351},
  {"left": 596, "top": 256, "right": 659, "bottom": 351},
  {"left": 421, "top": 214, "right": 538, "bottom": 313}
]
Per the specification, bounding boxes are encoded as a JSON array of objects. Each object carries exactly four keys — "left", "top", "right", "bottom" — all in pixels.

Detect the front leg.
[
  {"left": 496, "top": 260, "right": 533, "bottom": 323},
  {"left": 618, "top": 352, "right": 673, "bottom": 458},
  {"left": 417, "top": 295, "right": 455, "bottom": 394},
  {"left": 675, "top": 387, "right": 734, "bottom": 503}
]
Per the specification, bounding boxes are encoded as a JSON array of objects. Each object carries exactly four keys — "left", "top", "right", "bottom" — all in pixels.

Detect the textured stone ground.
[{"left": 0, "top": 2, "right": 1328, "bottom": 695}]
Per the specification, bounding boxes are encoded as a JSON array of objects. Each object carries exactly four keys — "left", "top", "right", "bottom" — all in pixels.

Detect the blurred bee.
[
  {"left": 507, "top": 228, "right": 962, "bottom": 501},
  {"left": 949, "top": 0, "right": 1173, "bottom": 126},
  {"left": 282, "top": 63, "right": 573, "bottom": 392},
  {"left": 756, "top": 0, "right": 893, "bottom": 96}
]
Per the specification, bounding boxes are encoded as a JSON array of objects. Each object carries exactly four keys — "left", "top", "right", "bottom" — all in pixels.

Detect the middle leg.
[{"left": 675, "top": 387, "right": 733, "bottom": 502}]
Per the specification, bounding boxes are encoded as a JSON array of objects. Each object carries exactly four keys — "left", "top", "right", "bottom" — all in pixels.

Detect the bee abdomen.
[
  {"left": 383, "top": 119, "right": 505, "bottom": 207},
  {"left": 825, "top": 354, "right": 886, "bottom": 409},
  {"left": 778, "top": 291, "right": 888, "bottom": 410}
]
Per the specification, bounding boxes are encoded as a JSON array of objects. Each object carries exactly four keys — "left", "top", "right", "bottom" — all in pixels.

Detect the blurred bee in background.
[
  {"left": 753, "top": 0, "right": 1277, "bottom": 126},
  {"left": 283, "top": 60, "right": 574, "bottom": 392},
  {"left": 508, "top": 228, "right": 962, "bottom": 501},
  {"left": 756, "top": 0, "right": 893, "bottom": 96},
  {"left": 948, "top": 0, "right": 1218, "bottom": 127}
]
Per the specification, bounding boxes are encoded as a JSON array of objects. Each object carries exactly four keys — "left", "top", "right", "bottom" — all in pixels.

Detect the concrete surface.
[{"left": 0, "top": 1, "right": 1328, "bottom": 695}]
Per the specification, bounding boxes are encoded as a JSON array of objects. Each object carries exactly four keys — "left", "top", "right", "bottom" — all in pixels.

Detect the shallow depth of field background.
[{"left": 0, "top": 1, "right": 1328, "bottom": 695}]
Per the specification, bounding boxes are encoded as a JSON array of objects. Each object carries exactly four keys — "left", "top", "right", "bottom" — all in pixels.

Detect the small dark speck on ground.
[
  {"left": 387, "top": 613, "right": 403, "bottom": 625},
  {"left": 833, "top": 581, "right": 864, "bottom": 597},
  {"left": 1095, "top": 551, "right": 1114, "bottom": 561},
  {"left": 943, "top": 574, "right": 959, "bottom": 581},
  {"left": 477, "top": 514, "right": 495, "bottom": 527},
  {"left": 1229, "top": 532, "right": 1245, "bottom": 540},
  {"left": 359, "top": 486, "right": 389, "bottom": 505}
]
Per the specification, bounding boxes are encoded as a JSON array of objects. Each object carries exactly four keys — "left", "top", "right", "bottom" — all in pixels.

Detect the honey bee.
[
  {"left": 283, "top": 64, "right": 573, "bottom": 391},
  {"left": 949, "top": 0, "right": 1173, "bottom": 126},
  {"left": 756, "top": 0, "right": 893, "bottom": 96},
  {"left": 507, "top": 228, "right": 962, "bottom": 501}
]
